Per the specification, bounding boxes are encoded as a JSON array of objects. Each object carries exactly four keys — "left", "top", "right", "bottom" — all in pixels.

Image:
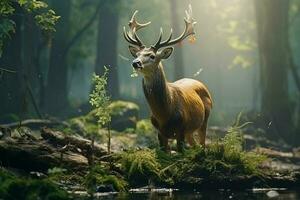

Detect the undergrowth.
[
  {"left": 0, "top": 168, "right": 70, "bottom": 200},
  {"left": 84, "top": 164, "right": 128, "bottom": 194},
  {"left": 116, "top": 122, "right": 267, "bottom": 187}
]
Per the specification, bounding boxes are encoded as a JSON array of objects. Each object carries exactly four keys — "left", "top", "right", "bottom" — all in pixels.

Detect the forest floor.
[{"left": 1, "top": 108, "right": 300, "bottom": 199}]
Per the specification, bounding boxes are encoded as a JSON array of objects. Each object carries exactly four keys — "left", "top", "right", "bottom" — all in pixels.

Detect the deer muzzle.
[{"left": 132, "top": 59, "right": 143, "bottom": 70}]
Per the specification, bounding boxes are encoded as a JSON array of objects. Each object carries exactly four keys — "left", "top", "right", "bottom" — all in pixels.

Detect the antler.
[
  {"left": 123, "top": 10, "right": 151, "bottom": 48},
  {"left": 152, "top": 4, "right": 196, "bottom": 51}
]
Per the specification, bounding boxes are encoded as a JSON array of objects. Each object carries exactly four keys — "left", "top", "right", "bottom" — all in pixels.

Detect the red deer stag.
[{"left": 123, "top": 5, "right": 212, "bottom": 152}]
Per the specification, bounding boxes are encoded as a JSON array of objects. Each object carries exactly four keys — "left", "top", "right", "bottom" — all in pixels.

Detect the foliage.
[
  {"left": 207, "top": 0, "right": 257, "bottom": 69},
  {"left": 0, "top": 0, "right": 59, "bottom": 56},
  {"left": 89, "top": 67, "right": 111, "bottom": 129},
  {"left": 84, "top": 165, "right": 128, "bottom": 194},
  {"left": 0, "top": 19, "right": 15, "bottom": 56},
  {"left": 0, "top": 168, "right": 70, "bottom": 200}
]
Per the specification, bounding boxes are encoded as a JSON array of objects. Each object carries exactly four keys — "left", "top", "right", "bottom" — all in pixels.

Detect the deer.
[{"left": 123, "top": 5, "right": 212, "bottom": 152}]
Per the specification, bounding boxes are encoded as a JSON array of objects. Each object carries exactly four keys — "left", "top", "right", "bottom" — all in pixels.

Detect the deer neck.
[{"left": 142, "top": 63, "right": 172, "bottom": 121}]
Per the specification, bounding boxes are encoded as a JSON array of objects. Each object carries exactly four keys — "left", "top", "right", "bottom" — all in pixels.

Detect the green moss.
[
  {"left": 108, "top": 101, "right": 139, "bottom": 116},
  {"left": 117, "top": 149, "right": 161, "bottom": 185},
  {"left": 157, "top": 128, "right": 267, "bottom": 183},
  {"left": 0, "top": 168, "right": 70, "bottom": 200},
  {"left": 85, "top": 165, "right": 128, "bottom": 193},
  {"left": 64, "top": 100, "right": 139, "bottom": 136},
  {"left": 116, "top": 123, "right": 267, "bottom": 187}
]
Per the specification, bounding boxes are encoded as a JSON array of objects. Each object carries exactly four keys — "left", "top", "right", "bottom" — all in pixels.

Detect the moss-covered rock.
[
  {"left": 66, "top": 100, "right": 139, "bottom": 136},
  {"left": 109, "top": 101, "right": 139, "bottom": 131},
  {"left": 135, "top": 119, "right": 158, "bottom": 148}
]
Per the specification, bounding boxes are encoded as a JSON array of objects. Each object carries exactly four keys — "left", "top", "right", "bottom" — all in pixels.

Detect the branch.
[
  {"left": 62, "top": 3, "right": 102, "bottom": 58},
  {"left": 0, "top": 67, "right": 16, "bottom": 73}
]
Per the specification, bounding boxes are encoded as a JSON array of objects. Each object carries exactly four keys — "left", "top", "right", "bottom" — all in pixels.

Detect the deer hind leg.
[{"left": 197, "top": 109, "right": 210, "bottom": 148}]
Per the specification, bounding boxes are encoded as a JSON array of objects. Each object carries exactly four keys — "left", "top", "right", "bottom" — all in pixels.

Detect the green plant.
[
  {"left": 0, "top": 0, "right": 59, "bottom": 56},
  {"left": 89, "top": 66, "right": 112, "bottom": 158}
]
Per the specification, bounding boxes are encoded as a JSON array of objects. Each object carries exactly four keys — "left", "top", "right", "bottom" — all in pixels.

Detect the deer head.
[{"left": 124, "top": 5, "right": 196, "bottom": 77}]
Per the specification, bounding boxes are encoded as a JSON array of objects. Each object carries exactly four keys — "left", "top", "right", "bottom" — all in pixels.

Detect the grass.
[
  {"left": 117, "top": 149, "right": 161, "bottom": 186},
  {"left": 115, "top": 123, "right": 267, "bottom": 187}
]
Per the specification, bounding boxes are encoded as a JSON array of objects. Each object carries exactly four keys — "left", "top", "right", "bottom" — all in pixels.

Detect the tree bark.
[
  {"left": 95, "top": 2, "right": 120, "bottom": 99},
  {"left": 45, "top": 0, "right": 71, "bottom": 115},
  {"left": 170, "top": 0, "right": 184, "bottom": 80},
  {"left": 254, "top": 0, "right": 294, "bottom": 140}
]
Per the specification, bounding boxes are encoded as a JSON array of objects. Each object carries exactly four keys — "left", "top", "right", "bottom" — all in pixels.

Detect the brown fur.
[{"left": 142, "top": 63, "right": 212, "bottom": 152}]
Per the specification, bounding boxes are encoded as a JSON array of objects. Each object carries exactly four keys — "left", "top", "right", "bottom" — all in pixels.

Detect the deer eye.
[{"left": 150, "top": 55, "right": 155, "bottom": 60}]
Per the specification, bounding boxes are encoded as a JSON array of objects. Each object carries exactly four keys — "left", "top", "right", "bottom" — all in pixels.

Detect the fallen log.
[
  {"left": 0, "top": 138, "right": 88, "bottom": 172},
  {"left": 255, "top": 147, "right": 300, "bottom": 163},
  {"left": 0, "top": 119, "right": 69, "bottom": 130},
  {"left": 40, "top": 127, "right": 107, "bottom": 159}
]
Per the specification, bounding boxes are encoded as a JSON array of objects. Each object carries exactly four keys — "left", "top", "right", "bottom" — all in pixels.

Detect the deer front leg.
[
  {"left": 176, "top": 133, "right": 185, "bottom": 153},
  {"left": 158, "top": 133, "right": 169, "bottom": 152}
]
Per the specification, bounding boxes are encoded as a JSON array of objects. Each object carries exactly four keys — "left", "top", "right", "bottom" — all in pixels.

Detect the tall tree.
[
  {"left": 95, "top": 2, "right": 120, "bottom": 99},
  {"left": 0, "top": 4, "right": 24, "bottom": 121},
  {"left": 45, "top": 0, "right": 71, "bottom": 115},
  {"left": 170, "top": 0, "right": 184, "bottom": 79},
  {"left": 254, "top": 0, "right": 294, "bottom": 140}
]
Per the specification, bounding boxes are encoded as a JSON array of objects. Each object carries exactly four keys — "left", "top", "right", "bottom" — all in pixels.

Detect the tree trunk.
[
  {"left": 45, "top": 0, "right": 71, "bottom": 115},
  {"left": 254, "top": 0, "right": 294, "bottom": 140},
  {"left": 95, "top": 2, "right": 120, "bottom": 99},
  {"left": 0, "top": 4, "right": 25, "bottom": 122},
  {"left": 170, "top": 0, "right": 184, "bottom": 80},
  {"left": 23, "top": 13, "right": 42, "bottom": 118}
]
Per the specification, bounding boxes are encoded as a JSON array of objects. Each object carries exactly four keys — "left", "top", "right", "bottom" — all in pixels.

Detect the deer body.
[
  {"left": 123, "top": 5, "right": 212, "bottom": 151},
  {"left": 143, "top": 63, "right": 212, "bottom": 151}
]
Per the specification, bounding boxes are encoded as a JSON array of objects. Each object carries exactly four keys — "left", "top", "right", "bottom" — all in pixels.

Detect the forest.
[{"left": 0, "top": 0, "right": 300, "bottom": 199}]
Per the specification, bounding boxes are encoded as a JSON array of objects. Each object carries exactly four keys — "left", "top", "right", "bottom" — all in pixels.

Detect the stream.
[{"left": 81, "top": 188, "right": 300, "bottom": 199}]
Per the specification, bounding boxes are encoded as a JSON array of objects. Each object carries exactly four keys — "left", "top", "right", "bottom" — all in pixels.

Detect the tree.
[
  {"left": 170, "top": 0, "right": 185, "bottom": 79},
  {"left": 254, "top": 0, "right": 294, "bottom": 140},
  {"left": 45, "top": 0, "right": 71, "bottom": 115},
  {"left": 0, "top": 0, "right": 59, "bottom": 121},
  {"left": 95, "top": 1, "right": 120, "bottom": 99},
  {"left": 89, "top": 67, "right": 112, "bottom": 164}
]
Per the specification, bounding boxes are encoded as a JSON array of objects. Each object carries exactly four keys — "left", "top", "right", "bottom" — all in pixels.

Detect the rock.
[
  {"left": 96, "top": 184, "right": 116, "bottom": 193},
  {"left": 109, "top": 101, "right": 139, "bottom": 132},
  {"left": 266, "top": 190, "right": 279, "bottom": 198},
  {"left": 68, "top": 100, "right": 139, "bottom": 134}
]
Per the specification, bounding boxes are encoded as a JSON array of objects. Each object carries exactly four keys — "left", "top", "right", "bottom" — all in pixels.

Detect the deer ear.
[
  {"left": 158, "top": 47, "right": 174, "bottom": 59},
  {"left": 128, "top": 45, "right": 140, "bottom": 58}
]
